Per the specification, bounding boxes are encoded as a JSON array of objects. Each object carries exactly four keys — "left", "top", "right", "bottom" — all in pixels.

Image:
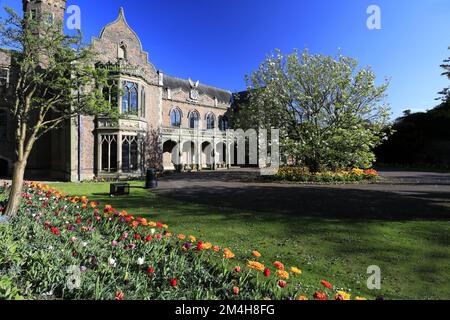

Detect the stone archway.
[
  {"left": 181, "top": 140, "right": 197, "bottom": 170},
  {"left": 163, "top": 140, "right": 179, "bottom": 171},
  {"left": 201, "top": 141, "right": 213, "bottom": 169},
  {"left": 215, "top": 141, "right": 226, "bottom": 168}
]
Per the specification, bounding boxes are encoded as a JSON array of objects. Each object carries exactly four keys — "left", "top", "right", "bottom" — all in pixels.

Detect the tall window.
[
  {"left": 103, "top": 80, "right": 118, "bottom": 109},
  {"left": 171, "top": 108, "right": 182, "bottom": 128},
  {"left": 0, "top": 68, "right": 9, "bottom": 87},
  {"left": 122, "top": 81, "right": 138, "bottom": 114},
  {"left": 0, "top": 110, "right": 7, "bottom": 139},
  {"left": 189, "top": 111, "right": 199, "bottom": 129},
  {"left": 219, "top": 116, "right": 229, "bottom": 131},
  {"left": 101, "top": 135, "right": 118, "bottom": 172},
  {"left": 140, "top": 87, "right": 146, "bottom": 117},
  {"left": 206, "top": 113, "right": 215, "bottom": 130},
  {"left": 118, "top": 42, "right": 127, "bottom": 60},
  {"left": 122, "top": 136, "right": 139, "bottom": 172}
]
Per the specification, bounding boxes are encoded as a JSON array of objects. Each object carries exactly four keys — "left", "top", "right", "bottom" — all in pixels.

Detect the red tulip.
[
  {"left": 278, "top": 280, "right": 287, "bottom": 288},
  {"left": 170, "top": 279, "right": 178, "bottom": 287},
  {"left": 321, "top": 280, "right": 333, "bottom": 290},
  {"left": 264, "top": 268, "right": 271, "bottom": 277},
  {"left": 115, "top": 291, "right": 124, "bottom": 300},
  {"left": 148, "top": 267, "right": 155, "bottom": 274},
  {"left": 234, "top": 266, "right": 242, "bottom": 273},
  {"left": 233, "top": 287, "right": 240, "bottom": 295},
  {"left": 314, "top": 291, "right": 328, "bottom": 301}
]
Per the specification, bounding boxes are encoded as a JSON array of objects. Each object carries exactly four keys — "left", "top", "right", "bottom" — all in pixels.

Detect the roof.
[{"left": 164, "top": 74, "right": 232, "bottom": 104}]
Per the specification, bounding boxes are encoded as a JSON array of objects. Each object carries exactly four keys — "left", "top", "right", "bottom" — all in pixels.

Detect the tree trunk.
[{"left": 4, "top": 160, "right": 27, "bottom": 217}]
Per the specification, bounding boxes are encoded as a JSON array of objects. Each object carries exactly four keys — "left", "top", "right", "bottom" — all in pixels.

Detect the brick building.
[{"left": 0, "top": 0, "right": 235, "bottom": 181}]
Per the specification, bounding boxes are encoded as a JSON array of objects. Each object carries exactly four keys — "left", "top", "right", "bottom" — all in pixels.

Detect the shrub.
[{"left": 272, "top": 167, "right": 379, "bottom": 183}]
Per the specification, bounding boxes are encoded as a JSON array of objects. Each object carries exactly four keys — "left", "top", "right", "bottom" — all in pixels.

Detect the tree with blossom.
[{"left": 233, "top": 49, "right": 391, "bottom": 171}]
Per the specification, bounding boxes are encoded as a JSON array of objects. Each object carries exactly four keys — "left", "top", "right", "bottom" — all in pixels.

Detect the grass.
[{"left": 49, "top": 181, "right": 450, "bottom": 300}]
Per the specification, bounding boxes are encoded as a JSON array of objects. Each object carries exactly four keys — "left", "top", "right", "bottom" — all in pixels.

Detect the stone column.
[
  {"left": 199, "top": 130, "right": 203, "bottom": 171},
  {"left": 212, "top": 133, "right": 217, "bottom": 171},
  {"left": 226, "top": 130, "right": 231, "bottom": 169},
  {"left": 97, "top": 133, "right": 102, "bottom": 177}
]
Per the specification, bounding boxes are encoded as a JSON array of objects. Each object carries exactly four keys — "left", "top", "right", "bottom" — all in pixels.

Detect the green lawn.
[{"left": 50, "top": 181, "right": 450, "bottom": 300}]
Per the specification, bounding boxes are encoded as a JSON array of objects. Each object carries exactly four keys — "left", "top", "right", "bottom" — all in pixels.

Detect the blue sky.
[{"left": 1, "top": 0, "right": 449, "bottom": 119}]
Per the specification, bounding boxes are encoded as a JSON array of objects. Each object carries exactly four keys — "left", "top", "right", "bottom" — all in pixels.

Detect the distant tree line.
[{"left": 375, "top": 48, "right": 450, "bottom": 169}]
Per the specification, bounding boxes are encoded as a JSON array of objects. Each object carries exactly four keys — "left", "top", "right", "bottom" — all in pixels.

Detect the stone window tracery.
[
  {"left": 122, "top": 81, "right": 139, "bottom": 115},
  {"left": 101, "top": 135, "right": 118, "bottom": 172},
  {"left": 189, "top": 110, "right": 200, "bottom": 129},
  {"left": 206, "top": 113, "right": 215, "bottom": 130},
  {"left": 171, "top": 108, "right": 182, "bottom": 128},
  {"left": 122, "top": 135, "right": 139, "bottom": 172}
]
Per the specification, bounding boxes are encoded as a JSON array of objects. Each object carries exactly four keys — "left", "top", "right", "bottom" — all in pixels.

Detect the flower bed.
[
  {"left": 272, "top": 167, "right": 380, "bottom": 183},
  {"left": 0, "top": 182, "right": 366, "bottom": 300}
]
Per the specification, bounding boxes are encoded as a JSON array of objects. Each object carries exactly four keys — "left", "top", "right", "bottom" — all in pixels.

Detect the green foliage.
[
  {"left": 233, "top": 49, "right": 391, "bottom": 171},
  {"left": 269, "top": 167, "right": 380, "bottom": 183},
  {"left": 0, "top": 276, "right": 23, "bottom": 300},
  {"left": 376, "top": 99, "right": 450, "bottom": 168},
  {"left": 0, "top": 6, "right": 118, "bottom": 216},
  {"left": 438, "top": 47, "right": 450, "bottom": 102},
  {"left": 0, "top": 224, "right": 26, "bottom": 300},
  {"left": 376, "top": 46, "right": 450, "bottom": 168},
  {"left": 0, "top": 7, "right": 116, "bottom": 135}
]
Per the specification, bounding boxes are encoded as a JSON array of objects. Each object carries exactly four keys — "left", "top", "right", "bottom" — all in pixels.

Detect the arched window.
[
  {"left": 103, "top": 80, "right": 118, "bottom": 109},
  {"left": 219, "top": 116, "right": 229, "bottom": 131},
  {"left": 206, "top": 113, "right": 215, "bottom": 130},
  {"left": 189, "top": 110, "right": 200, "bottom": 129},
  {"left": 122, "top": 135, "right": 139, "bottom": 172},
  {"left": 101, "top": 135, "right": 118, "bottom": 172},
  {"left": 140, "top": 87, "right": 146, "bottom": 117},
  {"left": 171, "top": 108, "right": 182, "bottom": 128},
  {"left": 0, "top": 110, "right": 7, "bottom": 139},
  {"left": 122, "top": 81, "right": 138, "bottom": 114}
]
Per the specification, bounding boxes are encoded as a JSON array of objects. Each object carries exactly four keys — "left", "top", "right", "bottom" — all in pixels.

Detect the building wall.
[{"left": 162, "top": 93, "right": 229, "bottom": 130}]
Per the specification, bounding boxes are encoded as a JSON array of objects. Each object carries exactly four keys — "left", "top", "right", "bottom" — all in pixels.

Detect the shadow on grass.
[
  {"left": 50, "top": 180, "right": 450, "bottom": 299},
  {"left": 154, "top": 184, "right": 450, "bottom": 221}
]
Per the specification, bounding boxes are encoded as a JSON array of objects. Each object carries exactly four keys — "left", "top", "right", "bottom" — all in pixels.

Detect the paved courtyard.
[{"left": 155, "top": 169, "right": 450, "bottom": 221}]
